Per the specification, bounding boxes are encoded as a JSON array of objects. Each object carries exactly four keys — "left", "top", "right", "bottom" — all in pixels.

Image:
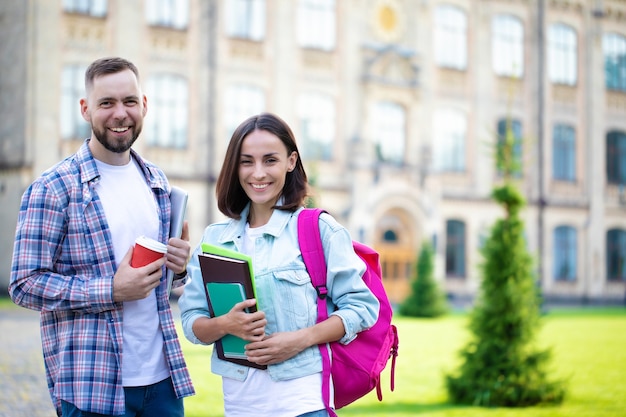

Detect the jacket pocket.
[{"left": 272, "top": 270, "right": 315, "bottom": 327}]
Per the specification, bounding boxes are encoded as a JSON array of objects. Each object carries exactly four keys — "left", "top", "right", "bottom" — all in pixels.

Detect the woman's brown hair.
[{"left": 216, "top": 113, "right": 309, "bottom": 219}]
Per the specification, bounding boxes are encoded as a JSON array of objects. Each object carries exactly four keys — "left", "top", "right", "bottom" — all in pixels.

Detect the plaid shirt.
[{"left": 9, "top": 140, "right": 194, "bottom": 415}]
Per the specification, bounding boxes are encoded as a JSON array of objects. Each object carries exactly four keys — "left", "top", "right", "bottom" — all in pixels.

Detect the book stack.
[{"left": 198, "top": 244, "right": 266, "bottom": 369}]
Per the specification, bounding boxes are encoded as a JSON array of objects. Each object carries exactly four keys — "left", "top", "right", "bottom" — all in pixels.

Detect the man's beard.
[{"left": 92, "top": 124, "right": 141, "bottom": 153}]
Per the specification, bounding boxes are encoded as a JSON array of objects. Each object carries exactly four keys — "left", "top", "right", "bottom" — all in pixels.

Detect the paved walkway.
[{"left": 0, "top": 304, "right": 53, "bottom": 417}]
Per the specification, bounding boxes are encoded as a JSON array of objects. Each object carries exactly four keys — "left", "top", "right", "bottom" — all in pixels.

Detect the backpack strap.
[
  {"left": 297, "top": 208, "right": 337, "bottom": 417},
  {"left": 298, "top": 208, "right": 329, "bottom": 302}
]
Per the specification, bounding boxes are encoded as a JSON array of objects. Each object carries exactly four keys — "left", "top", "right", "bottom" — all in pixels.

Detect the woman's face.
[{"left": 238, "top": 129, "right": 297, "bottom": 213}]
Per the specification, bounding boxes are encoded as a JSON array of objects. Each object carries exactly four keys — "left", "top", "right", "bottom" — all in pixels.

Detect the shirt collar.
[{"left": 219, "top": 203, "right": 298, "bottom": 243}]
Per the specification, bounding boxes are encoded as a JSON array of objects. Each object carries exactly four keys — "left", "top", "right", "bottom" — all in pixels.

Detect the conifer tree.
[
  {"left": 400, "top": 241, "right": 447, "bottom": 317},
  {"left": 445, "top": 119, "right": 566, "bottom": 406}
]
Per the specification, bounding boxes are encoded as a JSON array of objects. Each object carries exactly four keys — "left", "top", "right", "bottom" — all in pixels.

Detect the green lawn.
[
  {"left": 2, "top": 296, "right": 622, "bottom": 417},
  {"left": 178, "top": 307, "right": 626, "bottom": 417}
]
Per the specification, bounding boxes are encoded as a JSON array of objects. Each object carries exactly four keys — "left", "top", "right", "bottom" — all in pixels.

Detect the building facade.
[{"left": 1, "top": 0, "right": 625, "bottom": 305}]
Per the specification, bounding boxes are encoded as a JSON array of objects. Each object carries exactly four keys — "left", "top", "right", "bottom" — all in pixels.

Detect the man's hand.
[
  {"left": 113, "top": 247, "right": 165, "bottom": 302},
  {"left": 166, "top": 221, "right": 190, "bottom": 275}
]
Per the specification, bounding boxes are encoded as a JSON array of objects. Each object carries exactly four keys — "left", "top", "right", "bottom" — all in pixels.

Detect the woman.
[{"left": 179, "top": 113, "right": 379, "bottom": 417}]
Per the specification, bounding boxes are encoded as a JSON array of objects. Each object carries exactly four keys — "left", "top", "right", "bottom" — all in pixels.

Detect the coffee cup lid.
[{"left": 135, "top": 236, "right": 167, "bottom": 253}]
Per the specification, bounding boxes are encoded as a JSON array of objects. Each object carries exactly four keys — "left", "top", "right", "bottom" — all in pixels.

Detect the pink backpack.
[{"left": 298, "top": 208, "right": 399, "bottom": 417}]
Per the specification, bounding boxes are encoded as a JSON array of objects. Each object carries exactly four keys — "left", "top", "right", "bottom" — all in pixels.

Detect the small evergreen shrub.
[
  {"left": 445, "top": 185, "right": 567, "bottom": 406},
  {"left": 400, "top": 241, "right": 447, "bottom": 318}
]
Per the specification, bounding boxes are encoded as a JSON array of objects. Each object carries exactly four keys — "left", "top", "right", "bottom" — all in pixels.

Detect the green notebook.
[{"left": 205, "top": 282, "right": 248, "bottom": 359}]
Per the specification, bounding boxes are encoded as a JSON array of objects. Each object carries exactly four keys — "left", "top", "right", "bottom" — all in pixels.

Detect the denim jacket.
[{"left": 179, "top": 205, "right": 379, "bottom": 381}]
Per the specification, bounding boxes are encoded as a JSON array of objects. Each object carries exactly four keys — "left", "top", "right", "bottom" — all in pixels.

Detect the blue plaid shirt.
[{"left": 9, "top": 140, "right": 194, "bottom": 415}]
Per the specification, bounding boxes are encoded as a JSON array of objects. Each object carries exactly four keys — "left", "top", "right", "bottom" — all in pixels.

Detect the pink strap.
[{"left": 297, "top": 208, "right": 337, "bottom": 417}]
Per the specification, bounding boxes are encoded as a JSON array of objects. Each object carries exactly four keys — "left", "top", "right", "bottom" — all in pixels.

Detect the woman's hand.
[
  {"left": 245, "top": 331, "right": 308, "bottom": 365},
  {"left": 192, "top": 299, "right": 266, "bottom": 344},
  {"left": 225, "top": 299, "right": 267, "bottom": 341},
  {"left": 245, "top": 315, "right": 346, "bottom": 366}
]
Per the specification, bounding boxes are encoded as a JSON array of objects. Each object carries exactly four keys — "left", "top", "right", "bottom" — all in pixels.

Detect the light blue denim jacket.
[{"left": 179, "top": 205, "right": 379, "bottom": 381}]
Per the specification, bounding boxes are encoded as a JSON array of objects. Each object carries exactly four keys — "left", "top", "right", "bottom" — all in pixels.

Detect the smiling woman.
[{"left": 178, "top": 113, "right": 381, "bottom": 417}]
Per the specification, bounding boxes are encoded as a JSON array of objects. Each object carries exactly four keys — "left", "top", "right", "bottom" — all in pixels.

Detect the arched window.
[
  {"left": 60, "top": 64, "right": 90, "bottom": 140},
  {"left": 434, "top": 4, "right": 467, "bottom": 70},
  {"left": 145, "top": 74, "right": 189, "bottom": 148},
  {"left": 446, "top": 219, "right": 466, "bottom": 278},
  {"left": 297, "top": 0, "right": 336, "bottom": 51},
  {"left": 492, "top": 14, "right": 524, "bottom": 77},
  {"left": 145, "top": 0, "right": 189, "bottom": 29},
  {"left": 497, "top": 118, "right": 523, "bottom": 177},
  {"left": 63, "top": 0, "right": 107, "bottom": 17},
  {"left": 553, "top": 226, "right": 577, "bottom": 281},
  {"left": 224, "top": 84, "right": 266, "bottom": 140},
  {"left": 433, "top": 108, "right": 467, "bottom": 172},
  {"left": 553, "top": 124, "right": 576, "bottom": 181},
  {"left": 548, "top": 23, "right": 577, "bottom": 85},
  {"left": 383, "top": 229, "right": 398, "bottom": 243},
  {"left": 227, "top": 0, "right": 266, "bottom": 40},
  {"left": 606, "top": 229, "right": 626, "bottom": 281},
  {"left": 607, "top": 130, "right": 626, "bottom": 185},
  {"left": 372, "top": 101, "right": 406, "bottom": 166},
  {"left": 603, "top": 32, "right": 626, "bottom": 91},
  {"left": 298, "top": 92, "right": 335, "bottom": 161}
]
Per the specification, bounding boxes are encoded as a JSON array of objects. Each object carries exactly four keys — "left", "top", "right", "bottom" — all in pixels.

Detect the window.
[
  {"left": 434, "top": 4, "right": 467, "bottom": 70},
  {"left": 383, "top": 229, "right": 398, "bottom": 243},
  {"left": 224, "top": 84, "right": 266, "bottom": 139},
  {"left": 552, "top": 124, "right": 576, "bottom": 181},
  {"left": 607, "top": 130, "right": 626, "bottom": 185},
  {"left": 603, "top": 32, "right": 626, "bottom": 91},
  {"left": 145, "top": 0, "right": 189, "bottom": 30},
  {"left": 144, "top": 74, "right": 189, "bottom": 148},
  {"left": 297, "top": 0, "right": 336, "bottom": 51},
  {"left": 553, "top": 226, "right": 577, "bottom": 281},
  {"left": 372, "top": 101, "right": 406, "bottom": 165},
  {"left": 297, "top": 93, "right": 335, "bottom": 161},
  {"left": 606, "top": 229, "right": 626, "bottom": 281},
  {"left": 60, "top": 64, "right": 91, "bottom": 140},
  {"left": 63, "top": 0, "right": 107, "bottom": 16},
  {"left": 492, "top": 14, "right": 524, "bottom": 77},
  {"left": 548, "top": 23, "right": 577, "bottom": 85},
  {"left": 433, "top": 108, "right": 466, "bottom": 172},
  {"left": 446, "top": 220, "right": 466, "bottom": 278},
  {"left": 497, "top": 118, "right": 523, "bottom": 177},
  {"left": 227, "top": 0, "right": 265, "bottom": 40}
]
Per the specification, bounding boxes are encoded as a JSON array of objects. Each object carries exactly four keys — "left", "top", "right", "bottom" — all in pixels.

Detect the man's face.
[{"left": 81, "top": 69, "right": 147, "bottom": 156}]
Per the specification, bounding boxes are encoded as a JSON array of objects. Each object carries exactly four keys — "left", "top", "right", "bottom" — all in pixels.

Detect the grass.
[
  {"left": 2, "top": 296, "right": 622, "bottom": 416},
  {"left": 176, "top": 306, "right": 626, "bottom": 417}
]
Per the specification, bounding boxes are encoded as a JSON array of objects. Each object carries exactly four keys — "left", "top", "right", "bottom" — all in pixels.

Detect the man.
[{"left": 9, "top": 57, "right": 194, "bottom": 416}]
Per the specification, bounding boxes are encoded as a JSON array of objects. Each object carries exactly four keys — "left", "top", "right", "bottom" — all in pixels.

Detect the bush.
[
  {"left": 399, "top": 241, "right": 447, "bottom": 318},
  {"left": 445, "top": 183, "right": 567, "bottom": 406}
]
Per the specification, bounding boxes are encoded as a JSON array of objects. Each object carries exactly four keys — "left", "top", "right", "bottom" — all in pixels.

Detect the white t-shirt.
[
  {"left": 221, "top": 223, "right": 325, "bottom": 417},
  {"left": 94, "top": 158, "right": 170, "bottom": 387}
]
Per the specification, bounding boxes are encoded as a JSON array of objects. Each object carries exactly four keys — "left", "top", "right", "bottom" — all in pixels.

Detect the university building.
[{"left": 1, "top": 0, "right": 625, "bottom": 305}]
